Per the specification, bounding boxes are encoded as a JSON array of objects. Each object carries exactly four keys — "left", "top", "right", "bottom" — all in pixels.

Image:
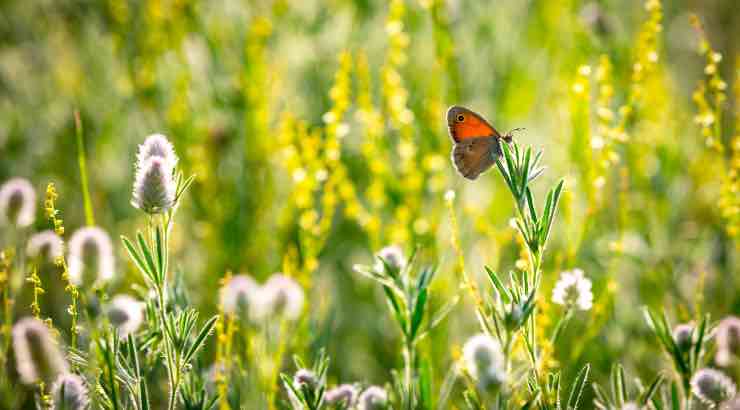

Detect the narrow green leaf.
[
  {"left": 410, "top": 288, "right": 428, "bottom": 339},
  {"left": 639, "top": 374, "right": 664, "bottom": 406},
  {"left": 184, "top": 316, "right": 218, "bottom": 365},
  {"left": 567, "top": 364, "right": 590, "bottom": 410},
  {"left": 485, "top": 266, "right": 511, "bottom": 304},
  {"left": 121, "top": 236, "right": 153, "bottom": 281}
]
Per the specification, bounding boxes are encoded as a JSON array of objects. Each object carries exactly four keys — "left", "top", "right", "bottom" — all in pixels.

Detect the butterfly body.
[{"left": 446, "top": 106, "right": 514, "bottom": 180}]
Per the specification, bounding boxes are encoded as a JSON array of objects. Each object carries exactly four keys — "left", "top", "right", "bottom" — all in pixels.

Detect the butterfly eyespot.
[{"left": 456, "top": 114, "right": 465, "bottom": 122}]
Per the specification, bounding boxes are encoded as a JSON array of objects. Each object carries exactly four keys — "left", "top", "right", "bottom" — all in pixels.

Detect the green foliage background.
[{"left": 1, "top": 0, "right": 739, "bottom": 408}]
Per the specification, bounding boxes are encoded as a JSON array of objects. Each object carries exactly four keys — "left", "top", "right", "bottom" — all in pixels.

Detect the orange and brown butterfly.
[{"left": 446, "top": 106, "right": 521, "bottom": 180}]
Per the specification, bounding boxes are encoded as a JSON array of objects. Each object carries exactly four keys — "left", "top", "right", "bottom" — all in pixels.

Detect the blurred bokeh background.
[{"left": 1, "top": 0, "right": 739, "bottom": 404}]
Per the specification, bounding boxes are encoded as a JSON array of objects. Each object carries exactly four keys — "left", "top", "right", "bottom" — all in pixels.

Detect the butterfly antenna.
[{"left": 504, "top": 127, "right": 525, "bottom": 142}]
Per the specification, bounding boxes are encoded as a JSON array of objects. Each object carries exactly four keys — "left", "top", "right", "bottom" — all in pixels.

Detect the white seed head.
[
  {"left": 51, "top": 373, "right": 89, "bottom": 410},
  {"left": 27, "top": 230, "right": 64, "bottom": 263},
  {"left": 357, "top": 386, "right": 388, "bottom": 410},
  {"left": 673, "top": 324, "right": 694, "bottom": 352},
  {"left": 136, "top": 133, "right": 178, "bottom": 171},
  {"left": 0, "top": 178, "right": 36, "bottom": 228},
  {"left": 716, "top": 316, "right": 740, "bottom": 366},
  {"left": 106, "top": 295, "right": 144, "bottom": 336},
  {"left": 325, "top": 384, "right": 358, "bottom": 407},
  {"left": 462, "top": 334, "right": 506, "bottom": 391},
  {"left": 220, "top": 275, "right": 259, "bottom": 316},
  {"left": 552, "top": 268, "right": 593, "bottom": 311},
  {"left": 68, "top": 227, "right": 115, "bottom": 286},
  {"left": 12, "top": 317, "right": 69, "bottom": 385},
  {"left": 256, "top": 274, "right": 304, "bottom": 321},
  {"left": 131, "top": 157, "right": 176, "bottom": 214},
  {"left": 374, "top": 245, "right": 406, "bottom": 274},
  {"left": 691, "top": 368, "right": 736, "bottom": 406}
]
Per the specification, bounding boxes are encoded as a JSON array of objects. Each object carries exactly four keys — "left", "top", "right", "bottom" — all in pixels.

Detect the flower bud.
[
  {"left": 357, "top": 386, "right": 388, "bottom": 410},
  {"left": 27, "top": 230, "right": 63, "bottom": 263},
  {"left": 68, "top": 227, "right": 115, "bottom": 286},
  {"left": 106, "top": 295, "right": 144, "bottom": 336},
  {"left": 12, "top": 317, "right": 69, "bottom": 385},
  {"left": 716, "top": 316, "right": 740, "bottom": 366},
  {"left": 374, "top": 245, "right": 406, "bottom": 274},
  {"left": 0, "top": 178, "right": 36, "bottom": 228},
  {"left": 293, "top": 369, "right": 318, "bottom": 390},
  {"left": 325, "top": 384, "right": 358, "bottom": 407},
  {"left": 691, "top": 368, "right": 736, "bottom": 406},
  {"left": 51, "top": 373, "right": 89, "bottom": 410},
  {"left": 136, "top": 133, "right": 178, "bottom": 171},
  {"left": 672, "top": 324, "right": 693, "bottom": 352},
  {"left": 131, "top": 157, "right": 176, "bottom": 214}
]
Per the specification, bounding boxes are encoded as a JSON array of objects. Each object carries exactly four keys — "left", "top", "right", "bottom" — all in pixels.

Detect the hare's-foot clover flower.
[
  {"left": 374, "top": 245, "right": 406, "bottom": 274},
  {"left": 325, "top": 384, "right": 358, "bottom": 407},
  {"left": 106, "top": 295, "right": 143, "bottom": 336},
  {"left": 68, "top": 226, "right": 115, "bottom": 286},
  {"left": 12, "top": 317, "right": 69, "bottom": 385},
  {"left": 259, "top": 274, "right": 304, "bottom": 321},
  {"left": 357, "top": 386, "right": 388, "bottom": 410},
  {"left": 51, "top": 373, "right": 89, "bottom": 410},
  {"left": 0, "top": 178, "right": 36, "bottom": 227},
  {"left": 552, "top": 269, "right": 593, "bottom": 311},
  {"left": 220, "top": 274, "right": 259, "bottom": 317},
  {"left": 463, "top": 334, "right": 506, "bottom": 391},
  {"left": 672, "top": 323, "right": 694, "bottom": 352},
  {"left": 691, "top": 368, "right": 736, "bottom": 407},
  {"left": 715, "top": 316, "right": 740, "bottom": 366},
  {"left": 27, "top": 230, "right": 63, "bottom": 263},
  {"left": 136, "top": 133, "right": 178, "bottom": 171},
  {"left": 131, "top": 157, "right": 176, "bottom": 214},
  {"left": 293, "top": 369, "right": 318, "bottom": 389}
]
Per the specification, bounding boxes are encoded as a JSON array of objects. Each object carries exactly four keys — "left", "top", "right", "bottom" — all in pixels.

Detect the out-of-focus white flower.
[
  {"left": 620, "top": 403, "right": 639, "bottom": 410},
  {"left": 220, "top": 275, "right": 260, "bottom": 316},
  {"left": 374, "top": 245, "right": 406, "bottom": 274},
  {"left": 51, "top": 373, "right": 89, "bottom": 410},
  {"left": 357, "top": 386, "right": 388, "bottom": 410},
  {"left": 68, "top": 227, "right": 115, "bottom": 286},
  {"left": 691, "top": 368, "right": 736, "bottom": 406},
  {"left": 462, "top": 334, "right": 505, "bottom": 391},
  {"left": 131, "top": 157, "right": 176, "bottom": 214},
  {"left": 12, "top": 317, "right": 69, "bottom": 385},
  {"left": 136, "top": 133, "right": 178, "bottom": 171},
  {"left": 552, "top": 269, "right": 593, "bottom": 311},
  {"left": 0, "top": 178, "right": 36, "bottom": 227},
  {"left": 258, "top": 274, "right": 305, "bottom": 321},
  {"left": 715, "top": 316, "right": 740, "bottom": 366},
  {"left": 27, "top": 230, "right": 63, "bottom": 263},
  {"left": 106, "top": 295, "right": 144, "bottom": 336},
  {"left": 325, "top": 384, "right": 358, "bottom": 407}
]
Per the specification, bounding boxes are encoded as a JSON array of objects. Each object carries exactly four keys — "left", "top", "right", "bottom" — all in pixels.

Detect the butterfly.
[{"left": 446, "top": 106, "right": 522, "bottom": 180}]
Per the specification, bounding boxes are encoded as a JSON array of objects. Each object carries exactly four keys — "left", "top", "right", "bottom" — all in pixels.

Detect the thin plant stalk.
[{"left": 74, "top": 110, "right": 95, "bottom": 226}]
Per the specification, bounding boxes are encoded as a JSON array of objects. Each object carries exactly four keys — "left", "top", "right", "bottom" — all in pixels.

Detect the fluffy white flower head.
[
  {"left": 51, "top": 373, "right": 89, "bottom": 410},
  {"left": 68, "top": 226, "right": 115, "bottom": 286},
  {"left": 131, "top": 156, "right": 176, "bottom": 214},
  {"left": 220, "top": 274, "right": 260, "bottom": 316},
  {"left": 12, "top": 317, "right": 69, "bottom": 385},
  {"left": 325, "top": 384, "right": 358, "bottom": 407},
  {"left": 0, "top": 178, "right": 36, "bottom": 227},
  {"left": 257, "top": 274, "right": 305, "bottom": 321},
  {"left": 552, "top": 268, "right": 593, "bottom": 311},
  {"left": 27, "top": 230, "right": 64, "bottom": 263},
  {"left": 716, "top": 316, "right": 740, "bottom": 366},
  {"left": 691, "top": 368, "right": 736, "bottom": 406},
  {"left": 462, "top": 334, "right": 505, "bottom": 390},
  {"left": 137, "top": 133, "right": 178, "bottom": 171},
  {"left": 107, "top": 295, "right": 144, "bottom": 336},
  {"left": 358, "top": 386, "right": 388, "bottom": 410}
]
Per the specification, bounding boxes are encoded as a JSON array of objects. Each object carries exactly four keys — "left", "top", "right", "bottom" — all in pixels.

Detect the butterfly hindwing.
[{"left": 451, "top": 136, "right": 502, "bottom": 180}]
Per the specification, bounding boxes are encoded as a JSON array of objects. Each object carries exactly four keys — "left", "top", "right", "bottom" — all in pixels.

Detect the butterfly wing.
[
  {"left": 447, "top": 105, "right": 502, "bottom": 143},
  {"left": 451, "top": 136, "right": 502, "bottom": 180}
]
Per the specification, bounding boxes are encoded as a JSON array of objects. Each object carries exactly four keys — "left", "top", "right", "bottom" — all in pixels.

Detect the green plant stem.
[
  {"left": 74, "top": 110, "right": 95, "bottom": 226},
  {"left": 403, "top": 338, "right": 415, "bottom": 407}
]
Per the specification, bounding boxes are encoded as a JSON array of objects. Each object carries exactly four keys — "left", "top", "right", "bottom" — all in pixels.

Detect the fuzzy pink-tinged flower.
[
  {"left": 552, "top": 269, "right": 593, "bottom": 311},
  {"left": 716, "top": 316, "right": 740, "bottom": 366},
  {"left": 131, "top": 156, "right": 176, "bottom": 214},
  {"left": 374, "top": 245, "right": 406, "bottom": 274},
  {"left": 258, "top": 274, "right": 304, "bottom": 321},
  {"left": 107, "top": 295, "right": 144, "bottom": 336},
  {"left": 293, "top": 369, "right": 318, "bottom": 389},
  {"left": 325, "top": 384, "right": 358, "bottom": 407},
  {"left": 136, "top": 133, "right": 178, "bottom": 171},
  {"left": 220, "top": 275, "right": 260, "bottom": 316},
  {"left": 673, "top": 324, "right": 694, "bottom": 352},
  {"left": 27, "top": 230, "right": 63, "bottom": 263},
  {"left": 68, "top": 227, "right": 115, "bottom": 286},
  {"left": 12, "top": 317, "right": 69, "bottom": 385},
  {"left": 691, "top": 368, "right": 736, "bottom": 406},
  {"left": 357, "top": 386, "right": 388, "bottom": 410},
  {"left": 463, "top": 334, "right": 506, "bottom": 391},
  {"left": 0, "top": 178, "right": 36, "bottom": 227},
  {"left": 51, "top": 373, "right": 89, "bottom": 410}
]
